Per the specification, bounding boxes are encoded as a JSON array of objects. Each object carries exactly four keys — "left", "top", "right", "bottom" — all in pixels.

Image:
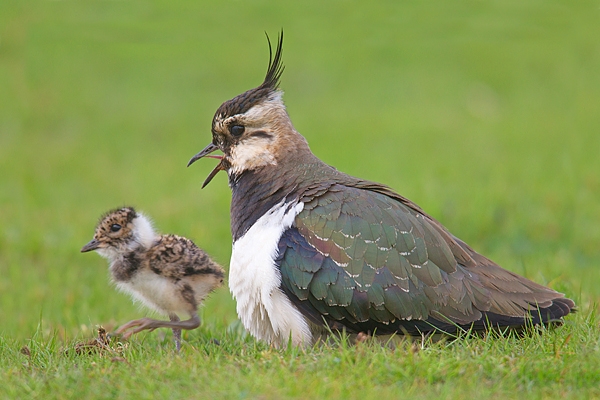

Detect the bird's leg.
[
  {"left": 170, "top": 313, "right": 182, "bottom": 352},
  {"left": 114, "top": 313, "right": 201, "bottom": 345}
]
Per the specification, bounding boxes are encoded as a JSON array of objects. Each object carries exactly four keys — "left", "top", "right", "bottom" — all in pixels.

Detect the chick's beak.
[
  {"left": 187, "top": 143, "right": 227, "bottom": 188},
  {"left": 81, "top": 239, "right": 100, "bottom": 253}
]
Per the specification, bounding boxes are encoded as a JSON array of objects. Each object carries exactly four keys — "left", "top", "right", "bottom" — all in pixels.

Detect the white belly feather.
[
  {"left": 114, "top": 270, "right": 189, "bottom": 316},
  {"left": 229, "top": 200, "right": 312, "bottom": 347}
]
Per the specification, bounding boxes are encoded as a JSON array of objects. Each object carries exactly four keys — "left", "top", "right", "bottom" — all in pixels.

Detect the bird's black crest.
[
  {"left": 262, "top": 31, "right": 285, "bottom": 92},
  {"left": 212, "top": 31, "right": 285, "bottom": 127}
]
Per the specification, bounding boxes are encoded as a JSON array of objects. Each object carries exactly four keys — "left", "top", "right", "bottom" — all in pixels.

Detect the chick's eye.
[
  {"left": 230, "top": 125, "right": 245, "bottom": 137},
  {"left": 110, "top": 224, "right": 121, "bottom": 232}
]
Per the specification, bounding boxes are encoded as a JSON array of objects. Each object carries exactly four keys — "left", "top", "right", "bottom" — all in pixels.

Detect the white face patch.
[{"left": 229, "top": 135, "right": 277, "bottom": 176}]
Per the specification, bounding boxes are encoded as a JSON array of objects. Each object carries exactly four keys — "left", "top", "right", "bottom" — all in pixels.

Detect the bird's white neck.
[{"left": 130, "top": 213, "right": 157, "bottom": 250}]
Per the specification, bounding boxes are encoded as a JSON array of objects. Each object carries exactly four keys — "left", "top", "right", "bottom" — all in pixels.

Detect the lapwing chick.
[
  {"left": 187, "top": 32, "right": 575, "bottom": 348},
  {"left": 81, "top": 207, "right": 224, "bottom": 351}
]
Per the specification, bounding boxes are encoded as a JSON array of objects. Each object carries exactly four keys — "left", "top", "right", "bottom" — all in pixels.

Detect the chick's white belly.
[{"left": 115, "top": 270, "right": 189, "bottom": 316}]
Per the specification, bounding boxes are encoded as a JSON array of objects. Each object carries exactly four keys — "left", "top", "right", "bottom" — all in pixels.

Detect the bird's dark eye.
[
  {"left": 110, "top": 224, "right": 122, "bottom": 232},
  {"left": 229, "top": 125, "right": 245, "bottom": 137}
]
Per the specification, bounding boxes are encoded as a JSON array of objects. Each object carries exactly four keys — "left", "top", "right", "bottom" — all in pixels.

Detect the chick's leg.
[
  {"left": 170, "top": 313, "right": 182, "bottom": 352},
  {"left": 115, "top": 313, "right": 201, "bottom": 351}
]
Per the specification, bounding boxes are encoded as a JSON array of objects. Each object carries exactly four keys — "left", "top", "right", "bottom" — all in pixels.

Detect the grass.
[
  {"left": 1, "top": 0, "right": 599, "bottom": 398},
  {"left": 2, "top": 323, "right": 600, "bottom": 399}
]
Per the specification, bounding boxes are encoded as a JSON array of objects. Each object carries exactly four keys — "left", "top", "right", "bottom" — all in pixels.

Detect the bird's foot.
[
  {"left": 114, "top": 314, "right": 201, "bottom": 344},
  {"left": 114, "top": 318, "right": 165, "bottom": 340},
  {"left": 355, "top": 332, "right": 372, "bottom": 343}
]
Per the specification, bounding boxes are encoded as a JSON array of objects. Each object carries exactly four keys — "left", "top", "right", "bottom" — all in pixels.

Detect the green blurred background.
[{"left": 1, "top": 0, "right": 598, "bottom": 341}]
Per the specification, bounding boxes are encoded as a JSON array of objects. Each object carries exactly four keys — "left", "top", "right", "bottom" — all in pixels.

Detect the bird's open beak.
[
  {"left": 187, "top": 143, "right": 219, "bottom": 166},
  {"left": 81, "top": 239, "right": 100, "bottom": 253},
  {"left": 187, "top": 143, "right": 227, "bottom": 188}
]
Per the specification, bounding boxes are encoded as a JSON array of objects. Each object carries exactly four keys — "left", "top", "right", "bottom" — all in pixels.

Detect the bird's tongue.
[{"left": 202, "top": 158, "right": 227, "bottom": 188}]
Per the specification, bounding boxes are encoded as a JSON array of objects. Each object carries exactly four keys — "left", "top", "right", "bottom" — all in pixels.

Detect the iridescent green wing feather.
[{"left": 278, "top": 184, "right": 493, "bottom": 329}]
